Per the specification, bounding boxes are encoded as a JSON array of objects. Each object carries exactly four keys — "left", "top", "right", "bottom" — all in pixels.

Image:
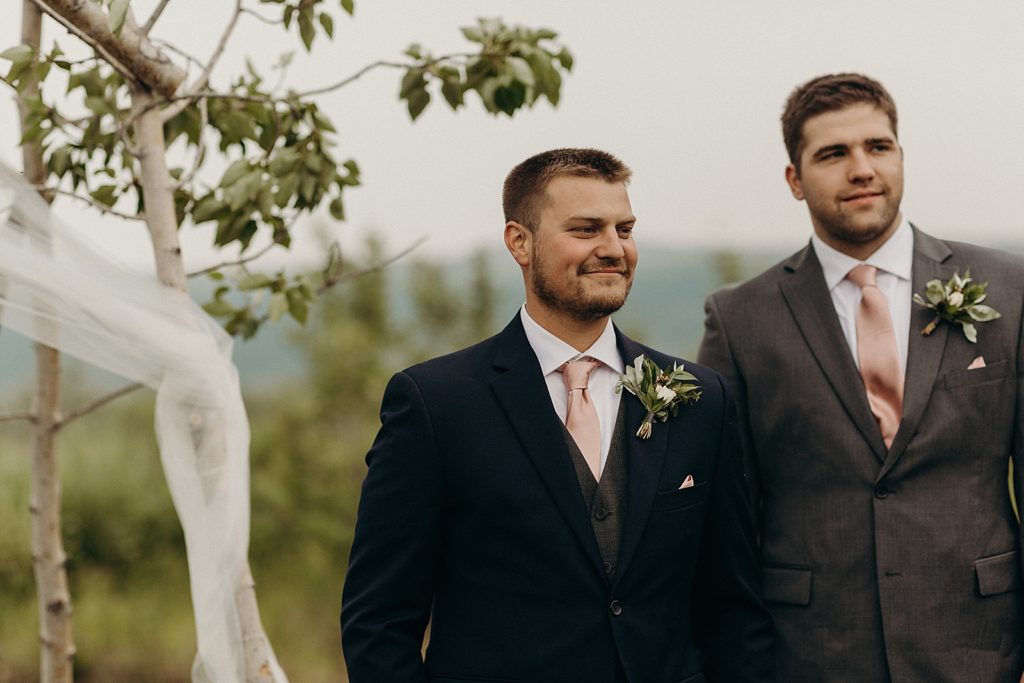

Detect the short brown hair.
[
  {"left": 782, "top": 73, "right": 898, "bottom": 169},
  {"left": 502, "top": 148, "right": 632, "bottom": 231}
]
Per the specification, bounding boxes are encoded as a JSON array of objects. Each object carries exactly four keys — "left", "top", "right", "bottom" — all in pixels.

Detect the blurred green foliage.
[{"left": 0, "top": 244, "right": 496, "bottom": 682}]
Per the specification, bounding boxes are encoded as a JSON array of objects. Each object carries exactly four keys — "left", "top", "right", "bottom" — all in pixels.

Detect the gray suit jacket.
[{"left": 698, "top": 227, "right": 1024, "bottom": 682}]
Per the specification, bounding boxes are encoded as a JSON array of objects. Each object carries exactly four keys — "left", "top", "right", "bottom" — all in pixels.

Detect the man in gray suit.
[{"left": 698, "top": 73, "right": 1024, "bottom": 682}]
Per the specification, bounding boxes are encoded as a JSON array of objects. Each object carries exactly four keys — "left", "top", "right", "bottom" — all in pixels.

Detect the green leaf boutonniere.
[
  {"left": 615, "top": 355, "right": 701, "bottom": 439},
  {"left": 912, "top": 269, "right": 1001, "bottom": 343}
]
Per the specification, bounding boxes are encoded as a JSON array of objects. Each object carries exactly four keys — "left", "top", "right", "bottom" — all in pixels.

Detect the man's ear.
[
  {"left": 784, "top": 164, "right": 804, "bottom": 200},
  {"left": 504, "top": 221, "right": 532, "bottom": 267}
]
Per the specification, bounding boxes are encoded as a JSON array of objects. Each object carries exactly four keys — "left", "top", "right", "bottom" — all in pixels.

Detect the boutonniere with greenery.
[
  {"left": 912, "top": 269, "right": 1001, "bottom": 343},
  {"left": 615, "top": 355, "right": 701, "bottom": 439}
]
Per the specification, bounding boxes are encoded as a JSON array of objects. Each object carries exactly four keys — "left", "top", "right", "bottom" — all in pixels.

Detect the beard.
[
  {"left": 810, "top": 187, "right": 902, "bottom": 248},
  {"left": 530, "top": 250, "right": 633, "bottom": 322}
]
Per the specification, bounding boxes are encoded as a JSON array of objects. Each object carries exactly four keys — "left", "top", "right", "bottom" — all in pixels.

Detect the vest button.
[
  {"left": 874, "top": 485, "right": 890, "bottom": 499},
  {"left": 594, "top": 508, "right": 609, "bottom": 521},
  {"left": 609, "top": 600, "right": 623, "bottom": 616},
  {"left": 604, "top": 561, "right": 615, "bottom": 576}
]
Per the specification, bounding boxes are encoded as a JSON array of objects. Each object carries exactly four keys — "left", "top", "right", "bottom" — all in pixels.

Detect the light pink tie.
[
  {"left": 561, "top": 358, "right": 602, "bottom": 480},
  {"left": 847, "top": 264, "right": 904, "bottom": 448}
]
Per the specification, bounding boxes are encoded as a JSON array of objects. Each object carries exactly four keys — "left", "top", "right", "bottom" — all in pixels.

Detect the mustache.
[{"left": 578, "top": 258, "right": 629, "bottom": 275}]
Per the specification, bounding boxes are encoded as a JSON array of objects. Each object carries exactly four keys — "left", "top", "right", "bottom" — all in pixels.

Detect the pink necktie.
[
  {"left": 561, "top": 358, "right": 602, "bottom": 480},
  {"left": 847, "top": 264, "right": 904, "bottom": 448}
]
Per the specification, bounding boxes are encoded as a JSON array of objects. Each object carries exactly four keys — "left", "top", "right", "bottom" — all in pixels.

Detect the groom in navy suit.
[{"left": 341, "top": 148, "right": 773, "bottom": 683}]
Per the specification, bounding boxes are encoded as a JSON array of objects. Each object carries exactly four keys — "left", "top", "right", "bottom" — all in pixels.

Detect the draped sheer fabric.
[{"left": 0, "top": 163, "right": 286, "bottom": 682}]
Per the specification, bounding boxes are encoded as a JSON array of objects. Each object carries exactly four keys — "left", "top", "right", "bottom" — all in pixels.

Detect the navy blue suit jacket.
[{"left": 341, "top": 316, "right": 773, "bottom": 682}]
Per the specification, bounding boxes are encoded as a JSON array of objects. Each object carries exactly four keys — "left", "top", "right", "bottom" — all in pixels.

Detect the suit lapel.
[
  {"left": 879, "top": 228, "right": 954, "bottom": 479},
  {"left": 779, "top": 244, "right": 888, "bottom": 461},
  {"left": 613, "top": 333, "right": 671, "bottom": 584},
  {"left": 489, "top": 317, "right": 605, "bottom": 576}
]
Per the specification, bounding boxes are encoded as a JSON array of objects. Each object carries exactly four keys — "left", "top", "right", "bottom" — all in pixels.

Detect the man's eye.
[
  {"left": 573, "top": 226, "right": 598, "bottom": 234},
  {"left": 617, "top": 226, "right": 634, "bottom": 237}
]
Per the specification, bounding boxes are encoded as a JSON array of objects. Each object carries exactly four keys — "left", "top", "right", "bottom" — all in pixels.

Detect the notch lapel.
[
  {"left": 489, "top": 317, "right": 605, "bottom": 577},
  {"left": 879, "top": 229, "right": 954, "bottom": 479},
  {"left": 779, "top": 245, "right": 888, "bottom": 461},
  {"left": 613, "top": 334, "right": 671, "bottom": 584}
]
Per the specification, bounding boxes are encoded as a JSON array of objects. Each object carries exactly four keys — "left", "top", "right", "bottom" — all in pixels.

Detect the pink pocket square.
[
  {"left": 967, "top": 355, "right": 986, "bottom": 370},
  {"left": 678, "top": 474, "right": 695, "bottom": 490}
]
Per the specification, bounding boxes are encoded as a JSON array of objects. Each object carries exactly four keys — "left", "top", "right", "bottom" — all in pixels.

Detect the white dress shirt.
[
  {"left": 811, "top": 217, "right": 914, "bottom": 375},
  {"left": 520, "top": 306, "right": 625, "bottom": 474}
]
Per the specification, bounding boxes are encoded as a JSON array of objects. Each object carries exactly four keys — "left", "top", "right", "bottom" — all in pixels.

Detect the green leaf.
[
  {"left": 966, "top": 304, "right": 1001, "bottom": 322},
  {"left": 961, "top": 322, "right": 978, "bottom": 343},
  {"left": 318, "top": 12, "right": 334, "bottom": 38},
  {"left": 207, "top": 271, "right": 225, "bottom": 281},
  {"left": 399, "top": 68, "right": 427, "bottom": 98},
  {"left": 0, "top": 45, "right": 34, "bottom": 66},
  {"left": 340, "top": 0, "right": 354, "bottom": 15},
  {"left": 441, "top": 78, "right": 463, "bottom": 109},
  {"left": 220, "top": 159, "right": 252, "bottom": 187},
  {"left": 328, "top": 196, "right": 344, "bottom": 220},
  {"left": 298, "top": 11, "right": 316, "bottom": 51},
  {"left": 406, "top": 88, "right": 430, "bottom": 120},
  {"left": 203, "top": 299, "right": 236, "bottom": 317},
  {"left": 507, "top": 56, "right": 534, "bottom": 87},
  {"left": 109, "top": 0, "right": 130, "bottom": 36},
  {"left": 287, "top": 288, "right": 309, "bottom": 324},
  {"left": 925, "top": 279, "right": 945, "bottom": 305},
  {"left": 192, "top": 194, "right": 226, "bottom": 223},
  {"left": 238, "top": 273, "right": 274, "bottom": 291},
  {"left": 90, "top": 185, "right": 118, "bottom": 207},
  {"left": 268, "top": 291, "right": 289, "bottom": 323},
  {"left": 461, "top": 26, "right": 485, "bottom": 43}
]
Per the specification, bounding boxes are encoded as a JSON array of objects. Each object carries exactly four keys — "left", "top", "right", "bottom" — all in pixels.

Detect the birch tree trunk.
[
  {"left": 132, "top": 90, "right": 280, "bottom": 683},
  {"left": 20, "top": 2, "right": 75, "bottom": 681}
]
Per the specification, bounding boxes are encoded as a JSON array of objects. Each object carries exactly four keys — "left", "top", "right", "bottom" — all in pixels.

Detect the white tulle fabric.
[{"left": 0, "top": 163, "right": 286, "bottom": 683}]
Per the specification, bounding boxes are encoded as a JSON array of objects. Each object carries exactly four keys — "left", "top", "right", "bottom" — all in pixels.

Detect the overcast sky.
[{"left": 2, "top": 0, "right": 1022, "bottom": 272}]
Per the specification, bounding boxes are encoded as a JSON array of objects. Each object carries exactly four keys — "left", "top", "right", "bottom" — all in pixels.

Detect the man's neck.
[{"left": 523, "top": 302, "right": 609, "bottom": 352}]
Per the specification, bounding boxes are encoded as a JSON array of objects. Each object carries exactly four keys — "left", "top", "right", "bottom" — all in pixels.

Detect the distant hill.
[{"left": 3, "top": 239, "right": 1021, "bottom": 404}]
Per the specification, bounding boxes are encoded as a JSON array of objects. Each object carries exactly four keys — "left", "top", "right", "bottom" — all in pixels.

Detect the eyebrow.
[
  {"left": 812, "top": 135, "right": 896, "bottom": 159},
  {"left": 565, "top": 214, "right": 637, "bottom": 224}
]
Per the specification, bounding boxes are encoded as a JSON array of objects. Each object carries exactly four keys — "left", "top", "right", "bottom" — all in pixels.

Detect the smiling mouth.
[{"left": 843, "top": 191, "right": 883, "bottom": 203}]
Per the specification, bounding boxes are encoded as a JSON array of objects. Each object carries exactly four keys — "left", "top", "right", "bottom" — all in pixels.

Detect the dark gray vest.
[{"left": 562, "top": 400, "right": 628, "bottom": 582}]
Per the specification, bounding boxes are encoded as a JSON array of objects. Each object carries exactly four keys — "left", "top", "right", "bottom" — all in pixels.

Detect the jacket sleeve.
[
  {"left": 692, "top": 375, "right": 775, "bottom": 682},
  {"left": 698, "top": 290, "right": 762, "bottom": 527},
  {"left": 341, "top": 371, "right": 443, "bottom": 683}
]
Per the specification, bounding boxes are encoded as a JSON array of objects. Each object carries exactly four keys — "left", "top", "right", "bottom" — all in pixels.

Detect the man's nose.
[
  {"left": 847, "top": 148, "right": 876, "bottom": 182},
  {"left": 594, "top": 227, "right": 626, "bottom": 258}
]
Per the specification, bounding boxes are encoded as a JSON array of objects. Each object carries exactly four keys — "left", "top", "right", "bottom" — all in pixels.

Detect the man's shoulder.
[
  {"left": 940, "top": 237, "right": 1024, "bottom": 282},
  {"left": 704, "top": 248, "right": 805, "bottom": 310},
  {"left": 401, "top": 332, "right": 502, "bottom": 384}
]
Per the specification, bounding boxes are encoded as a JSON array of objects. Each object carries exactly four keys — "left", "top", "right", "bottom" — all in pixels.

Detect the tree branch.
[
  {"left": 57, "top": 382, "right": 142, "bottom": 428},
  {"left": 187, "top": 241, "right": 276, "bottom": 278},
  {"left": 32, "top": 184, "right": 144, "bottom": 221},
  {"left": 33, "top": 0, "right": 186, "bottom": 97},
  {"left": 190, "top": 0, "right": 242, "bottom": 93},
  {"left": 298, "top": 59, "right": 408, "bottom": 98},
  {"left": 240, "top": 7, "right": 282, "bottom": 26},
  {"left": 140, "top": 0, "right": 172, "bottom": 36},
  {"left": 319, "top": 236, "right": 428, "bottom": 293},
  {"left": 29, "top": 0, "right": 138, "bottom": 86},
  {"left": 0, "top": 411, "right": 36, "bottom": 424}
]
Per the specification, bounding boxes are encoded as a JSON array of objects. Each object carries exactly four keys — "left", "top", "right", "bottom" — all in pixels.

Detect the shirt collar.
[
  {"left": 811, "top": 216, "right": 914, "bottom": 291},
  {"left": 519, "top": 305, "right": 624, "bottom": 375}
]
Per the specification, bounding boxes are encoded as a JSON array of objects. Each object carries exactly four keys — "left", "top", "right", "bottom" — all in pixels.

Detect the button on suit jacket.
[
  {"left": 698, "top": 227, "right": 1024, "bottom": 682},
  {"left": 341, "top": 316, "right": 774, "bottom": 683}
]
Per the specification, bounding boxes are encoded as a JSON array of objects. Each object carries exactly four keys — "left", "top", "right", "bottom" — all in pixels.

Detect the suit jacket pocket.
[
  {"left": 762, "top": 565, "right": 812, "bottom": 605},
  {"left": 975, "top": 549, "right": 1022, "bottom": 597},
  {"left": 942, "top": 359, "right": 1009, "bottom": 390},
  {"left": 657, "top": 481, "right": 709, "bottom": 512}
]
